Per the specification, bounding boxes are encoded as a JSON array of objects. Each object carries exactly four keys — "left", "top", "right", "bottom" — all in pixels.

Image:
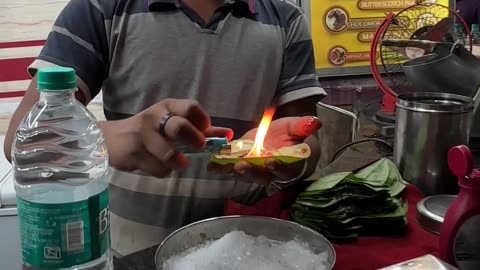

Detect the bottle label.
[
  {"left": 17, "top": 188, "right": 110, "bottom": 268},
  {"left": 454, "top": 214, "right": 480, "bottom": 270}
]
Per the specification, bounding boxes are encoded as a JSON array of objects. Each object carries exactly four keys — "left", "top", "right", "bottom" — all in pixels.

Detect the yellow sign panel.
[{"left": 310, "top": 0, "right": 451, "bottom": 70}]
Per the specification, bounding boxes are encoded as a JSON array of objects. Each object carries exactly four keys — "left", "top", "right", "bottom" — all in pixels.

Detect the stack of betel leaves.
[{"left": 292, "top": 158, "right": 408, "bottom": 241}]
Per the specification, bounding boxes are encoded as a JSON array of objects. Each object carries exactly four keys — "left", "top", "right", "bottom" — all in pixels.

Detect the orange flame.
[{"left": 246, "top": 108, "right": 276, "bottom": 157}]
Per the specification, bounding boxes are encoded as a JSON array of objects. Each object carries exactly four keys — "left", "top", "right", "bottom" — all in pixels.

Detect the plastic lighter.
[{"left": 177, "top": 137, "right": 230, "bottom": 156}]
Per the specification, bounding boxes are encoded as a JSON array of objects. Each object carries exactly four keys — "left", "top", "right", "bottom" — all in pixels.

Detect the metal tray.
[{"left": 155, "top": 215, "right": 336, "bottom": 270}]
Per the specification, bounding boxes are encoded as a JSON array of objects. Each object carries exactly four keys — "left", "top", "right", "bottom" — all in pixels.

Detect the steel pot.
[{"left": 394, "top": 93, "right": 473, "bottom": 195}]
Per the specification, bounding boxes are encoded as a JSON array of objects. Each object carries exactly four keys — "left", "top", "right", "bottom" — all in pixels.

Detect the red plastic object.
[
  {"left": 370, "top": 12, "right": 397, "bottom": 113},
  {"left": 448, "top": 145, "right": 474, "bottom": 178},
  {"left": 440, "top": 145, "right": 480, "bottom": 267},
  {"left": 381, "top": 92, "right": 397, "bottom": 113}
]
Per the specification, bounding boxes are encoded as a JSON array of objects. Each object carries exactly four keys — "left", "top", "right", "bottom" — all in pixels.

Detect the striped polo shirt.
[{"left": 28, "top": 0, "right": 326, "bottom": 255}]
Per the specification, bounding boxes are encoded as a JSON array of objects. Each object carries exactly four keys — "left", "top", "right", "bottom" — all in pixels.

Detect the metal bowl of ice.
[{"left": 155, "top": 215, "right": 336, "bottom": 270}]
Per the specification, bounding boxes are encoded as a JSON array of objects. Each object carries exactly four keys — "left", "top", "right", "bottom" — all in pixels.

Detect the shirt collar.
[{"left": 147, "top": 0, "right": 257, "bottom": 14}]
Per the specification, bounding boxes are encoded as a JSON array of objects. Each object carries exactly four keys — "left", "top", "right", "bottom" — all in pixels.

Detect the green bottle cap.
[
  {"left": 37, "top": 67, "right": 77, "bottom": 91},
  {"left": 472, "top": 24, "right": 480, "bottom": 32}
]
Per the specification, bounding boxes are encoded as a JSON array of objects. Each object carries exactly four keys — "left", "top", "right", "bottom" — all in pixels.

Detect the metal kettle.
[{"left": 402, "top": 42, "right": 480, "bottom": 146}]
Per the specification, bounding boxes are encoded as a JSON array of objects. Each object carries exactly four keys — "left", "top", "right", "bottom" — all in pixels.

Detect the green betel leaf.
[
  {"left": 389, "top": 180, "right": 407, "bottom": 197},
  {"left": 354, "top": 158, "right": 391, "bottom": 187},
  {"left": 293, "top": 158, "right": 408, "bottom": 241},
  {"left": 300, "top": 183, "right": 381, "bottom": 199},
  {"left": 305, "top": 172, "right": 351, "bottom": 192},
  {"left": 385, "top": 159, "right": 403, "bottom": 182}
]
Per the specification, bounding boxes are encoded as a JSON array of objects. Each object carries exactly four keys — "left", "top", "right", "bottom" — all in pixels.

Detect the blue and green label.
[{"left": 17, "top": 189, "right": 110, "bottom": 268}]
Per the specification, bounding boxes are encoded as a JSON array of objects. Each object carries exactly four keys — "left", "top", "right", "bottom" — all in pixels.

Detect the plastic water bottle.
[{"left": 12, "top": 67, "right": 112, "bottom": 270}]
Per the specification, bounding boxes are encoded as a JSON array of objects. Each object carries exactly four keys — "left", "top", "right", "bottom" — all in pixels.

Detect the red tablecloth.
[{"left": 224, "top": 184, "right": 439, "bottom": 270}]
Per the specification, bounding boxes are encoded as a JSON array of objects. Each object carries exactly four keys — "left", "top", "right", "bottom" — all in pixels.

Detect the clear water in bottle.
[{"left": 12, "top": 67, "right": 112, "bottom": 270}]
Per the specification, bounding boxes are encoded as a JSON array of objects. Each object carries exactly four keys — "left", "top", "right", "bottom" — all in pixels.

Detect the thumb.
[
  {"left": 289, "top": 116, "right": 322, "bottom": 137},
  {"left": 204, "top": 126, "right": 235, "bottom": 141}
]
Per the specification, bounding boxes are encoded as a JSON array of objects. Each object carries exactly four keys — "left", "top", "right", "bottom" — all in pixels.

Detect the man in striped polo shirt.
[{"left": 5, "top": 0, "right": 326, "bottom": 256}]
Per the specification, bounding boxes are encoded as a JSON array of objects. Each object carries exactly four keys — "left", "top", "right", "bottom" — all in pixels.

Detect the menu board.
[{"left": 304, "top": 0, "right": 453, "bottom": 76}]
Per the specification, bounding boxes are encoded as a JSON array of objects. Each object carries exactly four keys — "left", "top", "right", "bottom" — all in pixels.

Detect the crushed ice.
[{"left": 163, "top": 230, "right": 329, "bottom": 270}]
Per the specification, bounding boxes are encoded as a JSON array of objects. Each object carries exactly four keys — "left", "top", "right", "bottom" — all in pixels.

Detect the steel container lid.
[
  {"left": 416, "top": 195, "right": 457, "bottom": 235},
  {"left": 396, "top": 92, "right": 474, "bottom": 113}
]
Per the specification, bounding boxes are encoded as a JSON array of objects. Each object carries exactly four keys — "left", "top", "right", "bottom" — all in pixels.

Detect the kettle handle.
[{"left": 451, "top": 41, "right": 461, "bottom": 53}]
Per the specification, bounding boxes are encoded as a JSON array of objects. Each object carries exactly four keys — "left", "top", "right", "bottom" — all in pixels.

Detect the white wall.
[
  {"left": 0, "top": 0, "right": 104, "bottom": 134},
  {"left": 0, "top": 0, "right": 69, "bottom": 94}
]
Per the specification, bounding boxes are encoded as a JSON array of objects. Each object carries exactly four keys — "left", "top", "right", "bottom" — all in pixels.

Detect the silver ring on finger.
[{"left": 159, "top": 112, "right": 176, "bottom": 137}]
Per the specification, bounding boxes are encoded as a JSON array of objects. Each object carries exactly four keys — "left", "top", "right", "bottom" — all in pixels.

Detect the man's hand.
[
  {"left": 101, "top": 99, "right": 233, "bottom": 178},
  {"left": 208, "top": 116, "right": 321, "bottom": 184},
  {"left": 3, "top": 82, "right": 233, "bottom": 178}
]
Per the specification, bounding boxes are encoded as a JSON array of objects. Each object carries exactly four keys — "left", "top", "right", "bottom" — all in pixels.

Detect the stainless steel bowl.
[{"left": 155, "top": 215, "right": 336, "bottom": 270}]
